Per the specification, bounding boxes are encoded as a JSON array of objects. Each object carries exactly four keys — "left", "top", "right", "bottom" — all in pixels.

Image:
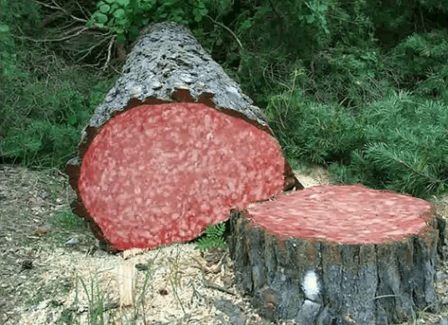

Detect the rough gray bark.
[
  {"left": 66, "top": 22, "right": 301, "bottom": 252},
  {"left": 87, "top": 22, "right": 267, "bottom": 134},
  {"left": 228, "top": 210, "right": 446, "bottom": 325},
  {"left": 74, "top": 21, "right": 299, "bottom": 171}
]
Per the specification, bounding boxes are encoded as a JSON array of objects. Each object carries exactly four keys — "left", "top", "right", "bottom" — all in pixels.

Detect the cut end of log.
[
  {"left": 66, "top": 22, "right": 301, "bottom": 252},
  {"left": 247, "top": 184, "right": 433, "bottom": 244},
  {"left": 77, "top": 103, "right": 287, "bottom": 251}
]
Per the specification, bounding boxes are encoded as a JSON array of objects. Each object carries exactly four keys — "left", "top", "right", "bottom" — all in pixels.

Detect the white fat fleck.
[{"left": 302, "top": 270, "right": 320, "bottom": 301}]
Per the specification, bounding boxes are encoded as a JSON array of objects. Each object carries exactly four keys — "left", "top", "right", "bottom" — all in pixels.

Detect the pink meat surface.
[
  {"left": 79, "top": 103, "right": 285, "bottom": 250},
  {"left": 247, "top": 185, "right": 432, "bottom": 244}
]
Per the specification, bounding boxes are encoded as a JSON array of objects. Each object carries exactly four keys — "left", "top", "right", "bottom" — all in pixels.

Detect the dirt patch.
[
  {"left": 0, "top": 164, "right": 281, "bottom": 325},
  {"left": 0, "top": 164, "right": 447, "bottom": 325}
]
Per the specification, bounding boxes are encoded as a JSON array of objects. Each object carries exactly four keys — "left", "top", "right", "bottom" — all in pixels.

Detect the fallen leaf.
[{"left": 34, "top": 225, "right": 50, "bottom": 236}]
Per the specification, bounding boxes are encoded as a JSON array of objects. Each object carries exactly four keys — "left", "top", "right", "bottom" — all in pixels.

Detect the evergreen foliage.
[
  {"left": 267, "top": 82, "right": 447, "bottom": 199},
  {"left": 388, "top": 30, "right": 448, "bottom": 100},
  {"left": 266, "top": 88, "right": 365, "bottom": 165},
  {"left": 331, "top": 94, "right": 448, "bottom": 198},
  {"left": 1, "top": 0, "right": 115, "bottom": 168}
]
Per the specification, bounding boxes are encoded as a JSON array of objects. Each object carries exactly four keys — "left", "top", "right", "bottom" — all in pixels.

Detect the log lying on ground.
[
  {"left": 66, "top": 22, "right": 301, "bottom": 252},
  {"left": 228, "top": 185, "right": 446, "bottom": 325}
]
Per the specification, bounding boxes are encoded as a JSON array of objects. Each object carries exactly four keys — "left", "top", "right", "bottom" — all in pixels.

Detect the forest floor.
[{"left": 0, "top": 164, "right": 447, "bottom": 325}]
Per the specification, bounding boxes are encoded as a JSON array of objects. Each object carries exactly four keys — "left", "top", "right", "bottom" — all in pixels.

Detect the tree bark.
[
  {"left": 228, "top": 185, "right": 446, "bottom": 325},
  {"left": 66, "top": 22, "right": 301, "bottom": 252}
]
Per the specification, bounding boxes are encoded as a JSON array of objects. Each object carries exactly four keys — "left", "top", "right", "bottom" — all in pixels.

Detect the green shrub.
[
  {"left": 300, "top": 46, "right": 392, "bottom": 108},
  {"left": 268, "top": 87, "right": 448, "bottom": 198},
  {"left": 1, "top": 67, "right": 114, "bottom": 168},
  {"left": 386, "top": 31, "right": 448, "bottom": 100},
  {"left": 266, "top": 88, "right": 365, "bottom": 165},
  {"left": 88, "top": 0, "right": 216, "bottom": 43},
  {"left": 0, "top": 0, "right": 117, "bottom": 169},
  {"left": 331, "top": 93, "right": 448, "bottom": 198}
]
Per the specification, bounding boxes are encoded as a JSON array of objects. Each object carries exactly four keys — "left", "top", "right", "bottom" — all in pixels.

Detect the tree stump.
[
  {"left": 66, "top": 22, "right": 301, "bottom": 252},
  {"left": 228, "top": 185, "right": 446, "bottom": 325}
]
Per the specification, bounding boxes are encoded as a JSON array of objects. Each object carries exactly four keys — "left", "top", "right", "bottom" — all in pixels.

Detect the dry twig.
[
  {"left": 191, "top": 257, "right": 235, "bottom": 296},
  {"left": 205, "top": 15, "right": 243, "bottom": 50},
  {"left": 34, "top": 0, "right": 88, "bottom": 23}
]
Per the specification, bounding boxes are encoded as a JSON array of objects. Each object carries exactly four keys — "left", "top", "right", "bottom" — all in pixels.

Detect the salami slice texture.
[
  {"left": 246, "top": 185, "right": 433, "bottom": 244},
  {"left": 79, "top": 103, "right": 285, "bottom": 250}
]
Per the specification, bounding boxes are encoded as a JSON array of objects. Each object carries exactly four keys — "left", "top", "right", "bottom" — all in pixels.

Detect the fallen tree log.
[
  {"left": 66, "top": 22, "right": 301, "bottom": 252},
  {"left": 228, "top": 185, "right": 446, "bottom": 325}
]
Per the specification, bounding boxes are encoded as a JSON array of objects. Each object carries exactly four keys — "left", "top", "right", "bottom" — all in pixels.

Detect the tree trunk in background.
[
  {"left": 66, "top": 22, "right": 301, "bottom": 253},
  {"left": 228, "top": 185, "right": 446, "bottom": 325}
]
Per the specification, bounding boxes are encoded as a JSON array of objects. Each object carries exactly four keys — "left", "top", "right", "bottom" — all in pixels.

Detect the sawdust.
[
  {"left": 16, "top": 244, "right": 245, "bottom": 325},
  {"left": 0, "top": 164, "right": 287, "bottom": 325},
  {"left": 293, "top": 165, "right": 332, "bottom": 188},
  {"left": 1, "top": 164, "right": 447, "bottom": 325}
]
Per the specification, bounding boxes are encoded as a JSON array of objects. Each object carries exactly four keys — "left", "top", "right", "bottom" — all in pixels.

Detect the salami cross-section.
[
  {"left": 229, "top": 185, "right": 446, "bottom": 325},
  {"left": 79, "top": 103, "right": 286, "bottom": 250},
  {"left": 66, "top": 22, "right": 301, "bottom": 252}
]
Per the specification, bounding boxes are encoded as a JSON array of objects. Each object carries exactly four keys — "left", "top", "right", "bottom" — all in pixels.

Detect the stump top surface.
[{"left": 247, "top": 185, "right": 433, "bottom": 244}]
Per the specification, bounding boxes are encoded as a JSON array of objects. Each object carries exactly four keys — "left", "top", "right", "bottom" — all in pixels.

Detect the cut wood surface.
[
  {"left": 66, "top": 22, "right": 301, "bottom": 252},
  {"left": 228, "top": 185, "right": 446, "bottom": 325}
]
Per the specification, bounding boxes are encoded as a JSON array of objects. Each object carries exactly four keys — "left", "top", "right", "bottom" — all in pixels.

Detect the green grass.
[{"left": 49, "top": 211, "right": 85, "bottom": 230}]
